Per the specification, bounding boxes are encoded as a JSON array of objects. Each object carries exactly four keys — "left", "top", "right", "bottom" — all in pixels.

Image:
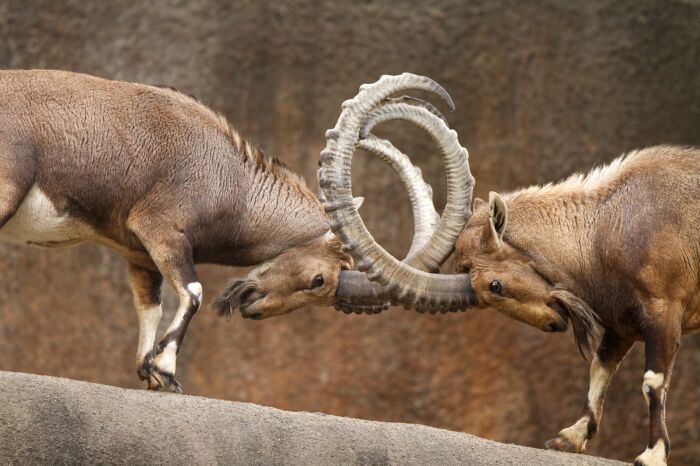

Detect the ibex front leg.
[
  {"left": 129, "top": 219, "right": 202, "bottom": 393},
  {"left": 634, "top": 300, "right": 680, "bottom": 466},
  {"left": 546, "top": 329, "right": 633, "bottom": 453},
  {"left": 127, "top": 263, "right": 163, "bottom": 389}
]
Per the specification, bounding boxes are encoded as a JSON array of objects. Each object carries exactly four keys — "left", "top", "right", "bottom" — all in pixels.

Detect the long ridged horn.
[
  {"left": 380, "top": 95, "right": 448, "bottom": 123},
  {"left": 333, "top": 270, "right": 389, "bottom": 315},
  {"left": 332, "top": 132, "right": 439, "bottom": 314},
  {"left": 317, "top": 131, "right": 439, "bottom": 265},
  {"left": 320, "top": 73, "right": 477, "bottom": 313},
  {"left": 331, "top": 102, "right": 449, "bottom": 314},
  {"left": 359, "top": 102, "right": 466, "bottom": 269},
  {"left": 323, "top": 101, "right": 445, "bottom": 314},
  {"left": 357, "top": 135, "right": 439, "bottom": 265}
]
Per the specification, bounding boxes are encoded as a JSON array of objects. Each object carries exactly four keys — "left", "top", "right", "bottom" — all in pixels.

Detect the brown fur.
[{"left": 455, "top": 145, "right": 700, "bottom": 465}]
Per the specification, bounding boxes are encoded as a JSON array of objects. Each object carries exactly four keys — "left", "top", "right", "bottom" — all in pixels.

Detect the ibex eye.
[
  {"left": 489, "top": 280, "right": 502, "bottom": 294},
  {"left": 311, "top": 274, "right": 325, "bottom": 289}
]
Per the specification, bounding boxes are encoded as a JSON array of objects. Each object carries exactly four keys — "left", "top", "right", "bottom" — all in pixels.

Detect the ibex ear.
[
  {"left": 323, "top": 229, "right": 336, "bottom": 244},
  {"left": 472, "top": 197, "right": 486, "bottom": 211},
  {"left": 483, "top": 191, "right": 507, "bottom": 250},
  {"left": 323, "top": 230, "right": 353, "bottom": 269},
  {"left": 353, "top": 197, "right": 365, "bottom": 210}
]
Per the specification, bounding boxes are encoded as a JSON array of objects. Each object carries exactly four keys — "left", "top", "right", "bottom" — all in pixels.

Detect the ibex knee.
[
  {"left": 186, "top": 282, "right": 203, "bottom": 313},
  {"left": 642, "top": 370, "right": 665, "bottom": 404}
]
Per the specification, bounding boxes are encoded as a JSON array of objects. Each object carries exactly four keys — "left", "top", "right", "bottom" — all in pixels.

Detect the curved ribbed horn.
[
  {"left": 320, "top": 73, "right": 477, "bottom": 313},
  {"left": 380, "top": 95, "right": 447, "bottom": 123},
  {"left": 334, "top": 133, "right": 439, "bottom": 315},
  {"left": 318, "top": 131, "right": 439, "bottom": 266},
  {"left": 357, "top": 136, "right": 439, "bottom": 265},
  {"left": 359, "top": 102, "right": 467, "bottom": 269},
  {"left": 334, "top": 271, "right": 389, "bottom": 314}
]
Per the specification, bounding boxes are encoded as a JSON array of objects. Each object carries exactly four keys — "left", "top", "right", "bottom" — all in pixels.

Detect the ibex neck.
[
  {"left": 234, "top": 162, "right": 329, "bottom": 263},
  {"left": 502, "top": 190, "right": 600, "bottom": 294}
]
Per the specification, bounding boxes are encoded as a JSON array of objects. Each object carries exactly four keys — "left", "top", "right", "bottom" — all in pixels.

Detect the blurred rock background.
[{"left": 0, "top": 0, "right": 698, "bottom": 463}]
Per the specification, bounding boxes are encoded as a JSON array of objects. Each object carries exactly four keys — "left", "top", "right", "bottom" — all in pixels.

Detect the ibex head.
[
  {"left": 216, "top": 74, "right": 534, "bottom": 322},
  {"left": 454, "top": 192, "right": 568, "bottom": 333},
  {"left": 213, "top": 210, "right": 360, "bottom": 320},
  {"left": 454, "top": 191, "right": 603, "bottom": 359},
  {"left": 215, "top": 74, "right": 462, "bottom": 320}
]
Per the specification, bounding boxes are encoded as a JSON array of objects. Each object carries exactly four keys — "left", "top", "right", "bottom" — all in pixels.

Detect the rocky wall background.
[{"left": 0, "top": 0, "right": 698, "bottom": 463}]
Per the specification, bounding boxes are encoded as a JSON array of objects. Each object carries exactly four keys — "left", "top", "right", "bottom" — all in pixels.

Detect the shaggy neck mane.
[
  {"left": 505, "top": 149, "right": 649, "bottom": 207},
  {"left": 215, "top": 114, "right": 312, "bottom": 193},
  {"left": 152, "top": 84, "right": 328, "bottom": 258},
  {"left": 152, "top": 83, "right": 313, "bottom": 196}
]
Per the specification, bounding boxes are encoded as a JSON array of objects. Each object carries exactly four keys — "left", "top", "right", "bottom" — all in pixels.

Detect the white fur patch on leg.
[
  {"left": 643, "top": 370, "right": 664, "bottom": 390},
  {"left": 187, "top": 281, "right": 203, "bottom": 308},
  {"left": 155, "top": 340, "right": 178, "bottom": 375},
  {"left": 587, "top": 356, "right": 613, "bottom": 415},
  {"left": 635, "top": 439, "right": 667, "bottom": 466},
  {"left": 187, "top": 282, "right": 202, "bottom": 298},
  {"left": 642, "top": 370, "right": 665, "bottom": 404},
  {"left": 136, "top": 304, "right": 162, "bottom": 363}
]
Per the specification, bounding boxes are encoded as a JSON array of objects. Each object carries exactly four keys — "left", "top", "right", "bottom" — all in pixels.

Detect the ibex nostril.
[{"left": 239, "top": 287, "right": 257, "bottom": 305}]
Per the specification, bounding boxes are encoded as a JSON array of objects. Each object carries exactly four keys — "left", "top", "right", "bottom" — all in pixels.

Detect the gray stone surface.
[{"left": 0, "top": 371, "right": 626, "bottom": 465}]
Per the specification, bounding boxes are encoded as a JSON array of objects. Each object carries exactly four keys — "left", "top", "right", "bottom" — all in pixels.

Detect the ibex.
[
  {"left": 453, "top": 148, "right": 699, "bottom": 466},
  {"left": 319, "top": 74, "right": 699, "bottom": 466},
  {"left": 0, "top": 70, "right": 456, "bottom": 393}
]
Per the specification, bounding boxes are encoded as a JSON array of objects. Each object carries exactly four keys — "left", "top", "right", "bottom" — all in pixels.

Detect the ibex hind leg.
[
  {"left": 127, "top": 263, "right": 164, "bottom": 390},
  {"left": 634, "top": 300, "right": 681, "bottom": 466}
]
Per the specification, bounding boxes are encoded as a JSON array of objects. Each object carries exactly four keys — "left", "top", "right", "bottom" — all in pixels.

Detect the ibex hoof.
[
  {"left": 545, "top": 436, "right": 580, "bottom": 453},
  {"left": 148, "top": 367, "right": 183, "bottom": 394},
  {"left": 137, "top": 352, "right": 182, "bottom": 393}
]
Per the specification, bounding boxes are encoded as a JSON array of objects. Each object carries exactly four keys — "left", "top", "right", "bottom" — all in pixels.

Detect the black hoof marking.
[
  {"left": 137, "top": 351, "right": 155, "bottom": 382},
  {"left": 150, "top": 367, "right": 183, "bottom": 394}
]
